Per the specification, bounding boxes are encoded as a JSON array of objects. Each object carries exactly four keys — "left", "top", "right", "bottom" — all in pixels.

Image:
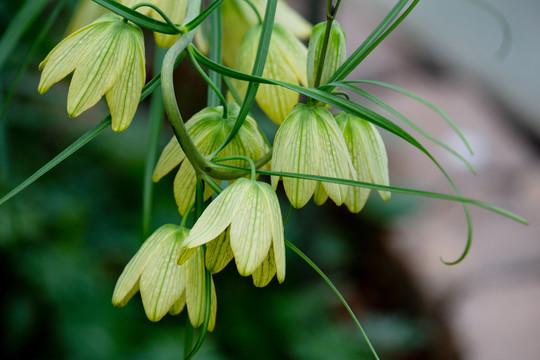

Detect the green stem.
[
  {"left": 213, "top": 156, "right": 256, "bottom": 180},
  {"left": 161, "top": 32, "right": 209, "bottom": 177},
  {"left": 142, "top": 48, "right": 166, "bottom": 240},
  {"left": 242, "top": 0, "right": 263, "bottom": 25},
  {"left": 131, "top": 2, "right": 183, "bottom": 33},
  {"left": 286, "top": 240, "right": 380, "bottom": 360},
  {"left": 183, "top": 320, "right": 194, "bottom": 358},
  {"left": 312, "top": 2, "right": 338, "bottom": 89}
]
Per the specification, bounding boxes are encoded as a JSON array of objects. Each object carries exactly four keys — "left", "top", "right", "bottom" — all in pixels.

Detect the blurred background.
[{"left": 1, "top": 0, "right": 539, "bottom": 359}]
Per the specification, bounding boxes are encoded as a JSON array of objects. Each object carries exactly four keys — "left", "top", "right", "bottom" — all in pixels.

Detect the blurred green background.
[{"left": 5, "top": 0, "right": 539, "bottom": 359}]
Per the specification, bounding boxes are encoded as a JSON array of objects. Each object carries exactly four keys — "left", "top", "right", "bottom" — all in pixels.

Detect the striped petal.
[
  {"left": 205, "top": 231, "right": 234, "bottom": 274},
  {"left": 259, "top": 182, "right": 285, "bottom": 283},
  {"left": 67, "top": 23, "right": 126, "bottom": 117},
  {"left": 315, "top": 108, "right": 355, "bottom": 205},
  {"left": 185, "top": 247, "right": 217, "bottom": 331},
  {"left": 106, "top": 24, "right": 145, "bottom": 132},
  {"left": 139, "top": 227, "right": 188, "bottom": 322},
  {"left": 182, "top": 178, "right": 251, "bottom": 249},
  {"left": 272, "top": 104, "right": 320, "bottom": 208},
  {"left": 153, "top": 136, "right": 186, "bottom": 182},
  {"left": 112, "top": 224, "right": 179, "bottom": 307},
  {"left": 230, "top": 182, "right": 272, "bottom": 276}
]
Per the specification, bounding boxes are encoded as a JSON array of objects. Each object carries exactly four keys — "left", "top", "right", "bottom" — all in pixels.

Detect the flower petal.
[
  {"left": 185, "top": 247, "right": 217, "bottom": 331},
  {"left": 315, "top": 108, "right": 355, "bottom": 205},
  {"left": 230, "top": 182, "right": 272, "bottom": 276},
  {"left": 38, "top": 20, "right": 109, "bottom": 94},
  {"left": 139, "top": 227, "right": 188, "bottom": 322},
  {"left": 106, "top": 23, "right": 145, "bottom": 132},
  {"left": 173, "top": 160, "right": 197, "bottom": 216},
  {"left": 112, "top": 224, "right": 179, "bottom": 307},
  {"left": 272, "top": 105, "right": 320, "bottom": 208},
  {"left": 252, "top": 247, "right": 276, "bottom": 287},
  {"left": 67, "top": 23, "right": 126, "bottom": 117},
  {"left": 153, "top": 136, "right": 186, "bottom": 182},
  {"left": 259, "top": 182, "right": 285, "bottom": 283},
  {"left": 205, "top": 231, "right": 234, "bottom": 274},
  {"left": 182, "top": 178, "right": 251, "bottom": 249}
]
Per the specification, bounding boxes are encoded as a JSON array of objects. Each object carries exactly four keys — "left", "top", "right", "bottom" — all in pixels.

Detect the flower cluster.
[{"left": 39, "top": 0, "right": 392, "bottom": 334}]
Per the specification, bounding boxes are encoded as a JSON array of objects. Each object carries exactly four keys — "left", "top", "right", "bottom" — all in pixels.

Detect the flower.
[
  {"left": 221, "top": 0, "right": 312, "bottom": 67},
  {"left": 271, "top": 103, "right": 356, "bottom": 208},
  {"left": 232, "top": 24, "right": 307, "bottom": 125},
  {"left": 121, "top": 0, "right": 188, "bottom": 47},
  {"left": 112, "top": 224, "right": 217, "bottom": 329},
  {"left": 152, "top": 103, "right": 269, "bottom": 215},
  {"left": 38, "top": 13, "right": 146, "bottom": 132},
  {"left": 334, "top": 112, "right": 391, "bottom": 212},
  {"left": 178, "top": 178, "right": 285, "bottom": 287},
  {"left": 307, "top": 20, "right": 346, "bottom": 87}
]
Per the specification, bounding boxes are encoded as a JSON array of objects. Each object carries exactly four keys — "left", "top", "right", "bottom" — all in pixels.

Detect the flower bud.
[
  {"left": 232, "top": 24, "right": 307, "bottom": 125},
  {"left": 307, "top": 20, "right": 346, "bottom": 87},
  {"left": 334, "top": 112, "right": 390, "bottom": 213},
  {"left": 38, "top": 14, "right": 146, "bottom": 132}
]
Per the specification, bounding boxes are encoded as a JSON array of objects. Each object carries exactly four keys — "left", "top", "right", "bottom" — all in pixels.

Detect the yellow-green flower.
[
  {"left": 121, "top": 0, "right": 188, "bottom": 48},
  {"left": 221, "top": 0, "right": 312, "bottom": 67},
  {"left": 153, "top": 104, "right": 269, "bottom": 215},
  {"left": 38, "top": 13, "right": 146, "bottom": 132},
  {"left": 178, "top": 178, "right": 285, "bottom": 287},
  {"left": 307, "top": 20, "right": 346, "bottom": 87},
  {"left": 233, "top": 24, "right": 307, "bottom": 125},
  {"left": 271, "top": 103, "right": 356, "bottom": 208},
  {"left": 335, "top": 112, "right": 390, "bottom": 212},
  {"left": 112, "top": 224, "right": 217, "bottom": 329}
]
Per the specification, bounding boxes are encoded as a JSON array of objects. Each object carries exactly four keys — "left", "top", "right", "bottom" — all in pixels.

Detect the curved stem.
[
  {"left": 131, "top": 2, "right": 183, "bottom": 33},
  {"left": 213, "top": 156, "right": 257, "bottom": 180}
]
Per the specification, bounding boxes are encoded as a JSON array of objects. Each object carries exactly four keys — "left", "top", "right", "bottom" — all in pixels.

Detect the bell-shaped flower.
[
  {"left": 232, "top": 24, "right": 307, "bottom": 125},
  {"left": 112, "top": 224, "right": 217, "bottom": 329},
  {"left": 178, "top": 178, "right": 285, "bottom": 287},
  {"left": 120, "top": 0, "right": 188, "bottom": 48},
  {"left": 153, "top": 103, "right": 269, "bottom": 215},
  {"left": 38, "top": 13, "right": 146, "bottom": 132},
  {"left": 334, "top": 112, "right": 390, "bottom": 212},
  {"left": 307, "top": 20, "right": 346, "bottom": 87},
  {"left": 220, "top": 0, "right": 312, "bottom": 67},
  {"left": 271, "top": 103, "right": 356, "bottom": 208}
]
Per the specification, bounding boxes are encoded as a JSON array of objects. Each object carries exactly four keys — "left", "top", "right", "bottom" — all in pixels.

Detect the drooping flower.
[
  {"left": 220, "top": 0, "right": 312, "bottom": 67},
  {"left": 38, "top": 13, "right": 146, "bottom": 132},
  {"left": 271, "top": 103, "right": 356, "bottom": 208},
  {"left": 334, "top": 112, "right": 391, "bottom": 212},
  {"left": 112, "top": 224, "right": 217, "bottom": 329},
  {"left": 232, "top": 24, "right": 307, "bottom": 125},
  {"left": 153, "top": 103, "right": 270, "bottom": 215},
  {"left": 307, "top": 20, "right": 347, "bottom": 87},
  {"left": 178, "top": 178, "right": 285, "bottom": 287}
]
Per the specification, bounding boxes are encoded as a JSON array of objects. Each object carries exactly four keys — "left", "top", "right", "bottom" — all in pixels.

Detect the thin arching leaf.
[
  {"left": 334, "top": 80, "right": 474, "bottom": 154},
  {"left": 336, "top": 82, "right": 476, "bottom": 173}
]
